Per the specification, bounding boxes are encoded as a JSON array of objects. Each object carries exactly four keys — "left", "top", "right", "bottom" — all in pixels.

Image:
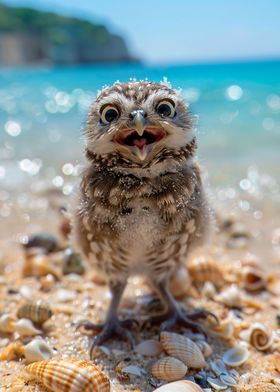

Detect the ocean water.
[{"left": 0, "top": 60, "right": 280, "bottom": 193}]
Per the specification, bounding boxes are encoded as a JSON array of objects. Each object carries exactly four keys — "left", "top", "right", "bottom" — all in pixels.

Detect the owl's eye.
[
  {"left": 100, "top": 105, "right": 119, "bottom": 124},
  {"left": 156, "top": 100, "right": 176, "bottom": 118}
]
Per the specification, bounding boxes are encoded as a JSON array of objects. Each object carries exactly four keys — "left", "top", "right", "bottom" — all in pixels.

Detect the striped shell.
[
  {"left": 17, "top": 299, "right": 52, "bottom": 325},
  {"left": 249, "top": 323, "right": 273, "bottom": 351},
  {"left": 153, "top": 380, "right": 203, "bottom": 392},
  {"left": 160, "top": 332, "right": 206, "bottom": 368},
  {"left": 187, "top": 256, "right": 224, "bottom": 287},
  {"left": 151, "top": 357, "right": 188, "bottom": 381},
  {"left": 25, "top": 358, "right": 110, "bottom": 392}
]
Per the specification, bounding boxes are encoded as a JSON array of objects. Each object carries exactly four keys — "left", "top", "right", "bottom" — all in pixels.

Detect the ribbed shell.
[
  {"left": 17, "top": 299, "right": 52, "bottom": 325},
  {"left": 153, "top": 380, "right": 203, "bottom": 392},
  {"left": 151, "top": 357, "right": 187, "bottom": 381},
  {"left": 25, "top": 358, "right": 111, "bottom": 392},
  {"left": 187, "top": 256, "right": 224, "bottom": 287},
  {"left": 160, "top": 332, "right": 206, "bottom": 368}
]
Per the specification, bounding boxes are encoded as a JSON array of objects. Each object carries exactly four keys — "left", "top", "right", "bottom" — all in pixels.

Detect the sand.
[{"left": 0, "top": 185, "right": 280, "bottom": 392}]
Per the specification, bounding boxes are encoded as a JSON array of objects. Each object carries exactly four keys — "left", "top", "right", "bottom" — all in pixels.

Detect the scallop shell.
[
  {"left": 0, "top": 342, "right": 25, "bottom": 361},
  {"left": 242, "top": 267, "right": 267, "bottom": 292},
  {"left": 135, "top": 339, "right": 162, "bottom": 356},
  {"left": 151, "top": 357, "right": 188, "bottom": 381},
  {"left": 160, "top": 332, "right": 206, "bottom": 368},
  {"left": 223, "top": 346, "right": 250, "bottom": 367},
  {"left": 17, "top": 299, "right": 52, "bottom": 325},
  {"left": 25, "top": 358, "right": 110, "bottom": 391},
  {"left": 0, "top": 313, "right": 16, "bottom": 333},
  {"left": 187, "top": 256, "right": 224, "bottom": 287},
  {"left": 22, "top": 253, "right": 61, "bottom": 280},
  {"left": 153, "top": 380, "right": 203, "bottom": 392},
  {"left": 249, "top": 323, "right": 273, "bottom": 351},
  {"left": 169, "top": 266, "right": 191, "bottom": 298},
  {"left": 14, "top": 318, "right": 42, "bottom": 337},
  {"left": 24, "top": 338, "right": 53, "bottom": 363}
]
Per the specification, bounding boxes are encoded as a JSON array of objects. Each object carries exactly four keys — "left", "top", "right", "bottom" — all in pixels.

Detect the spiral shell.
[
  {"left": 249, "top": 323, "right": 273, "bottom": 351},
  {"left": 24, "top": 338, "right": 53, "bottom": 363},
  {"left": 17, "top": 299, "right": 52, "bottom": 326},
  {"left": 187, "top": 256, "right": 224, "bottom": 287},
  {"left": 151, "top": 357, "right": 188, "bottom": 381},
  {"left": 242, "top": 267, "right": 267, "bottom": 292},
  {"left": 160, "top": 332, "right": 206, "bottom": 368},
  {"left": 25, "top": 358, "right": 110, "bottom": 392},
  {"left": 14, "top": 318, "right": 42, "bottom": 337},
  {"left": 153, "top": 380, "right": 203, "bottom": 392}
]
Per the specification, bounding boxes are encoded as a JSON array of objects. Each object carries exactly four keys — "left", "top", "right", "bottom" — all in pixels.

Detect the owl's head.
[{"left": 85, "top": 81, "right": 195, "bottom": 170}]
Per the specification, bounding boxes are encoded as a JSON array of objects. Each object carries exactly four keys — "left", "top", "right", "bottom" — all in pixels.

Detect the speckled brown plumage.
[{"left": 71, "top": 81, "right": 214, "bottom": 356}]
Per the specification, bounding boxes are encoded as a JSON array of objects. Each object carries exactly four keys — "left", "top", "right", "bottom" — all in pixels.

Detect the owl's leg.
[
  {"left": 147, "top": 280, "right": 216, "bottom": 335},
  {"left": 76, "top": 280, "right": 135, "bottom": 358}
]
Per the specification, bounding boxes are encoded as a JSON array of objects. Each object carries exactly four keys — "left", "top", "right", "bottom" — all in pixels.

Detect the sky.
[{"left": 3, "top": 0, "right": 280, "bottom": 64}]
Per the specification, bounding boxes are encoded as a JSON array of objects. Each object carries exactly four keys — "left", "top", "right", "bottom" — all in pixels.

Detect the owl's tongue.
[{"left": 132, "top": 138, "right": 148, "bottom": 149}]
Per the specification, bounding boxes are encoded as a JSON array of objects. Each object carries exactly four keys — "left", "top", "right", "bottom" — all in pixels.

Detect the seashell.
[
  {"left": 242, "top": 267, "right": 267, "bottom": 292},
  {"left": 121, "top": 365, "right": 145, "bottom": 377},
  {"left": 273, "top": 353, "right": 280, "bottom": 373},
  {"left": 135, "top": 339, "right": 162, "bottom": 356},
  {"left": 24, "top": 338, "right": 53, "bottom": 363},
  {"left": 151, "top": 356, "right": 187, "bottom": 381},
  {"left": 40, "top": 274, "right": 56, "bottom": 291},
  {"left": 22, "top": 253, "right": 61, "bottom": 280},
  {"left": 223, "top": 346, "right": 249, "bottom": 367},
  {"left": 62, "top": 248, "right": 85, "bottom": 275},
  {"left": 22, "top": 233, "right": 59, "bottom": 254},
  {"left": 17, "top": 299, "right": 52, "bottom": 326},
  {"left": 196, "top": 341, "right": 213, "bottom": 358},
  {"left": 19, "top": 285, "right": 33, "bottom": 300},
  {"left": 187, "top": 256, "right": 224, "bottom": 287},
  {"left": 0, "top": 313, "right": 16, "bottom": 333},
  {"left": 201, "top": 281, "right": 217, "bottom": 299},
  {"left": 169, "top": 265, "right": 191, "bottom": 298},
  {"left": 25, "top": 358, "right": 110, "bottom": 391},
  {"left": 215, "top": 284, "right": 242, "bottom": 308},
  {"left": 0, "top": 342, "right": 25, "bottom": 361},
  {"left": 56, "top": 288, "right": 76, "bottom": 302},
  {"left": 160, "top": 331, "right": 206, "bottom": 368},
  {"left": 220, "top": 374, "right": 237, "bottom": 386},
  {"left": 210, "top": 359, "right": 229, "bottom": 376},
  {"left": 0, "top": 338, "right": 10, "bottom": 348},
  {"left": 153, "top": 380, "right": 203, "bottom": 392},
  {"left": 209, "top": 319, "right": 234, "bottom": 340},
  {"left": 14, "top": 318, "right": 42, "bottom": 337},
  {"left": 207, "top": 377, "right": 227, "bottom": 390},
  {"left": 249, "top": 323, "right": 273, "bottom": 351}
]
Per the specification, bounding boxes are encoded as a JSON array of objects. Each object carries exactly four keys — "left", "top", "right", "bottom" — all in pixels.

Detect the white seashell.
[
  {"left": 24, "top": 338, "right": 53, "bottom": 363},
  {"left": 160, "top": 332, "right": 206, "bottom": 368},
  {"left": 0, "top": 338, "right": 10, "bottom": 348},
  {"left": 153, "top": 380, "right": 203, "bottom": 392},
  {"left": 201, "top": 281, "right": 217, "bottom": 299},
  {"left": 207, "top": 377, "right": 228, "bottom": 390},
  {"left": 223, "top": 346, "right": 249, "bottom": 367},
  {"left": 0, "top": 314, "right": 16, "bottom": 333},
  {"left": 25, "top": 358, "right": 110, "bottom": 391},
  {"left": 135, "top": 339, "right": 162, "bottom": 356},
  {"left": 15, "top": 319, "right": 42, "bottom": 337},
  {"left": 210, "top": 360, "right": 229, "bottom": 376},
  {"left": 249, "top": 323, "right": 273, "bottom": 351},
  {"left": 56, "top": 289, "right": 76, "bottom": 302},
  {"left": 196, "top": 341, "right": 213, "bottom": 358},
  {"left": 151, "top": 357, "right": 187, "bottom": 381},
  {"left": 215, "top": 284, "right": 242, "bottom": 307},
  {"left": 19, "top": 285, "right": 33, "bottom": 300},
  {"left": 121, "top": 365, "right": 145, "bottom": 377},
  {"left": 210, "top": 320, "right": 234, "bottom": 340},
  {"left": 220, "top": 374, "right": 237, "bottom": 386}
]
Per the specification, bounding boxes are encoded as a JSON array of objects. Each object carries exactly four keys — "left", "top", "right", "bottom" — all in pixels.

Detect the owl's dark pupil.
[
  {"left": 105, "top": 108, "right": 118, "bottom": 122},
  {"left": 157, "top": 103, "right": 172, "bottom": 117}
]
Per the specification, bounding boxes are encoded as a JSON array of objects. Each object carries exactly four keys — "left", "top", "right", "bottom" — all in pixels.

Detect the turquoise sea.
[{"left": 0, "top": 60, "right": 280, "bottom": 193}]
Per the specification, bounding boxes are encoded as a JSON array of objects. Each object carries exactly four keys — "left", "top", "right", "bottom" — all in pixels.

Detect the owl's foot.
[
  {"left": 146, "top": 307, "right": 217, "bottom": 337},
  {"left": 76, "top": 318, "right": 135, "bottom": 359}
]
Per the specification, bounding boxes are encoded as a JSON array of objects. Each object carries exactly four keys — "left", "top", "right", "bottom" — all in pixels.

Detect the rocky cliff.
[{"left": 0, "top": 4, "right": 137, "bottom": 65}]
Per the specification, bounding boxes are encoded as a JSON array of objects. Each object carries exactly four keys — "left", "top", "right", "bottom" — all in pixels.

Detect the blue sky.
[{"left": 3, "top": 0, "right": 280, "bottom": 64}]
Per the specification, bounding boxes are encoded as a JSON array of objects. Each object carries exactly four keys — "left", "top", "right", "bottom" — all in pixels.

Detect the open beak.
[{"left": 130, "top": 111, "right": 147, "bottom": 137}]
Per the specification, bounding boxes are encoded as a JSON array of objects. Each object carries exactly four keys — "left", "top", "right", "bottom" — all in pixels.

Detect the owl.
[{"left": 72, "top": 81, "right": 215, "bottom": 358}]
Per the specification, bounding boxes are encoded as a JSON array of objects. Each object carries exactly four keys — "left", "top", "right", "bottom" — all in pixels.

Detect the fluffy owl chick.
[{"left": 72, "top": 81, "right": 214, "bottom": 357}]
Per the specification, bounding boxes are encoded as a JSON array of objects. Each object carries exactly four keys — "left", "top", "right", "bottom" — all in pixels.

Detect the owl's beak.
[{"left": 130, "top": 110, "right": 147, "bottom": 136}]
